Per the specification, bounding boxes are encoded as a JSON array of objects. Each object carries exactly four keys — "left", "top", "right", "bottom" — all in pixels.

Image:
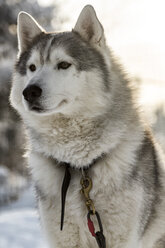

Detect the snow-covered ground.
[{"left": 0, "top": 185, "right": 47, "bottom": 248}]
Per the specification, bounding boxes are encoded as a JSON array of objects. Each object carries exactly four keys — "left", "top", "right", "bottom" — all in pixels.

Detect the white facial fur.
[
  {"left": 12, "top": 49, "right": 110, "bottom": 117},
  {"left": 10, "top": 5, "right": 112, "bottom": 120},
  {"left": 10, "top": 6, "right": 111, "bottom": 119}
]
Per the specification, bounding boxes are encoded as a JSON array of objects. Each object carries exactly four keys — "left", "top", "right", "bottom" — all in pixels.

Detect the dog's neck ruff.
[
  {"left": 59, "top": 153, "right": 106, "bottom": 248},
  {"left": 58, "top": 151, "right": 106, "bottom": 170}
]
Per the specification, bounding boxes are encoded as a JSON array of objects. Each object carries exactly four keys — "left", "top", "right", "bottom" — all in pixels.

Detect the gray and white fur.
[{"left": 10, "top": 5, "right": 165, "bottom": 248}]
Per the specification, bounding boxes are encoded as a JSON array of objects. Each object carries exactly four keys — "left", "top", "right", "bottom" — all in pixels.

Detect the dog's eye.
[
  {"left": 29, "top": 64, "right": 36, "bottom": 72},
  {"left": 58, "top": 62, "right": 71, "bottom": 70}
]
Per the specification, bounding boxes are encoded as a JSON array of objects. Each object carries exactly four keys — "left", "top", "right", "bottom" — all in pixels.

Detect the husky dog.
[{"left": 10, "top": 5, "right": 165, "bottom": 248}]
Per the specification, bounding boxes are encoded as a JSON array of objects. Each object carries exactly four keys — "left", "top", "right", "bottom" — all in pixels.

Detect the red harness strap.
[
  {"left": 87, "top": 211, "right": 106, "bottom": 248},
  {"left": 88, "top": 217, "right": 96, "bottom": 237}
]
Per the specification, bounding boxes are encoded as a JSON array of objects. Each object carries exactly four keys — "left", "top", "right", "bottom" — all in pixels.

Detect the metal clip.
[
  {"left": 80, "top": 176, "right": 92, "bottom": 198},
  {"left": 80, "top": 175, "right": 96, "bottom": 214}
]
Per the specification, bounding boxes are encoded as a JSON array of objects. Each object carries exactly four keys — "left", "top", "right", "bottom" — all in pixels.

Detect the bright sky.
[{"left": 38, "top": 0, "right": 165, "bottom": 82}]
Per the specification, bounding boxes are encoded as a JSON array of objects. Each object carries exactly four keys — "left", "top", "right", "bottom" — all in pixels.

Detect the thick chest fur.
[
  {"left": 29, "top": 151, "right": 144, "bottom": 248},
  {"left": 28, "top": 130, "right": 165, "bottom": 248},
  {"left": 27, "top": 115, "right": 120, "bottom": 168}
]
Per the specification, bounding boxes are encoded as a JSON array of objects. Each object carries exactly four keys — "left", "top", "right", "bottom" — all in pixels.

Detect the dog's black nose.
[{"left": 23, "top": 85, "right": 42, "bottom": 103}]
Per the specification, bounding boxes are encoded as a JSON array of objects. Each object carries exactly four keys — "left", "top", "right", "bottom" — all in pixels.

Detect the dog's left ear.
[{"left": 73, "top": 5, "right": 106, "bottom": 47}]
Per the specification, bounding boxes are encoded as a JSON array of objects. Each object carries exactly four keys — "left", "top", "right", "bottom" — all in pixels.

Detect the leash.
[
  {"left": 60, "top": 163, "right": 106, "bottom": 248},
  {"left": 80, "top": 171, "right": 106, "bottom": 248}
]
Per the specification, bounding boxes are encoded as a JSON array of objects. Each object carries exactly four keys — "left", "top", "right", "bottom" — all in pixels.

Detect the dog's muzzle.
[
  {"left": 23, "top": 85, "right": 43, "bottom": 111},
  {"left": 23, "top": 84, "right": 42, "bottom": 103}
]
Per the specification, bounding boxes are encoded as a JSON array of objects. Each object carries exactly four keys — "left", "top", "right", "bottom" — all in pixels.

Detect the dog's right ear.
[
  {"left": 17, "top": 12, "right": 45, "bottom": 53},
  {"left": 73, "top": 5, "right": 106, "bottom": 48}
]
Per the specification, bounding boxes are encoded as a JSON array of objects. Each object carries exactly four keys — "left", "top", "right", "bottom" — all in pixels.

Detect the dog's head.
[{"left": 10, "top": 5, "right": 111, "bottom": 119}]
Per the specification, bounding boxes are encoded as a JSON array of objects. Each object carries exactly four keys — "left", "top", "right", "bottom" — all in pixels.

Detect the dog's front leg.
[
  {"left": 39, "top": 201, "right": 80, "bottom": 248},
  {"left": 28, "top": 151, "right": 80, "bottom": 248}
]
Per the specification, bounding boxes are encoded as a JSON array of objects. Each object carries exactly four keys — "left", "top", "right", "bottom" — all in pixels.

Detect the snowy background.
[
  {"left": 0, "top": 185, "right": 47, "bottom": 248},
  {"left": 0, "top": 0, "right": 165, "bottom": 247}
]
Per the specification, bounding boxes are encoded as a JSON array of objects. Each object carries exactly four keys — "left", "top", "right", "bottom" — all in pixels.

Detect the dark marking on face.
[
  {"left": 50, "top": 31, "right": 110, "bottom": 89},
  {"left": 15, "top": 32, "right": 52, "bottom": 75},
  {"left": 15, "top": 31, "right": 110, "bottom": 89},
  {"left": 15, "top": 50, "right": 31, "bottom": 75}
]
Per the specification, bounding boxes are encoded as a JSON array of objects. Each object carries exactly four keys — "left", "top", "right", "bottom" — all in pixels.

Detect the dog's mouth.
[
  {"left": 29, "top": 99, "right": 68, "bottom": 114},
  {"left": 31, "top": 106, "right": 43, "bottom": 112},
  {"left": 29, "top": 103, "right": 44, "bottom": 113}
]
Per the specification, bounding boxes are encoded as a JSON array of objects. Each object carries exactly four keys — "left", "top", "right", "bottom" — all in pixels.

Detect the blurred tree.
[{"left": 0, "top": 0, "right": 56, "bottom": 174}]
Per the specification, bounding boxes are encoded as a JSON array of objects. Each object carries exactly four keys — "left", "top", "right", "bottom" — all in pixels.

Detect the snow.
[
  {"left": 54, "top": 0, "right": 165, "bottom": 82},
  {"left": 0, "top": 185, "right": 47, "bottom": 248},
  {"left": 0, "top": 165, "right": 27, "bottom": 206}
]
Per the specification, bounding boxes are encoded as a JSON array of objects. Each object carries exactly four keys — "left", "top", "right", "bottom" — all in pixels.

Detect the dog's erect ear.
[
  {"left": 17, "top": 12, "right": 45, "bottom": 53},
  {"left": 73, "top": 5, "right": 105, "bottom": 47}
]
